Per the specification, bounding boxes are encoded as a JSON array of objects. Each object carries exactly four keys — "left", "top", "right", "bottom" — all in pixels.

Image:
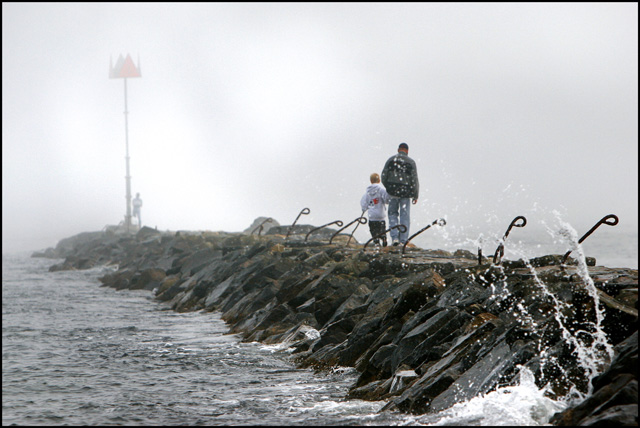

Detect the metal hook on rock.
[
  {"left": 251, "top": 217, "right": 274, "bottom": 236},
  {"left": 561, "top": 214, "right": 618, "bottom": 265},
  {"left": 305, "top": 220, "right": 344, "bottom": 242},
  {"left": 346, "top": 210, "right": 367, "bottom": 246},
  {"left": 402, "top": 218, "right": 446, "bottom": 254},
  {"left": 330, "top": 216, "right": 367, "bottom": 244},
  {"left": 363, "top": 224, "right": 407, "bottom": 250},
  {"left": 493, "top": 216, "right": 527, "bottom": 265},
  {"left": 285, "top": 208, "right": 311, "bottom": 240},
  {"left": 477, "top": 234, "right": 485, "bottom": 266}
]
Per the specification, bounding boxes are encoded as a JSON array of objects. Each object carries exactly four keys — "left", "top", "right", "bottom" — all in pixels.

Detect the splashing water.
[
  {"left": 428, "top": 214, "right": 617, "bottom": 425},
  {"left": 404, "top": 367, "right": 567, "bottom": 426},
  {"left": 504, "top": 214, "right": 614, "bottom": 401},
  {"left": 552, "top": 218, "right": 615, "bottom": 380}
]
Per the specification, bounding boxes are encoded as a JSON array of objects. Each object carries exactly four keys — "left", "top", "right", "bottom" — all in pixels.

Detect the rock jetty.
[{"left": 34, "top": 223, "right": 638, "bottom": 425}]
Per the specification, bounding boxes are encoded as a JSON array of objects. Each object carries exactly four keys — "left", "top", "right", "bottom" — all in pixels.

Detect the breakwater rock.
[{"left": 36, "top": 225, "right": 638, "bottom": 425}]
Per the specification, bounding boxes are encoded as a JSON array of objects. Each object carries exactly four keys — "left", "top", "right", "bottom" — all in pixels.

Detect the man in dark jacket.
[{"left": 381, "top": 143, "right": 419, "bottom": 245}]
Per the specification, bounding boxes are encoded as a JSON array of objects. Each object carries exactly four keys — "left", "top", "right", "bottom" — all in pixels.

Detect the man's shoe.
[{"left": 392, "top": 240, "right": 400, "bottom": 246}]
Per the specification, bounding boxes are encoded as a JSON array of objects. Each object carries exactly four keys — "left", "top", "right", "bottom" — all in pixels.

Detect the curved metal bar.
[
  {"left": 562, "top": 214, "right": 619, "bottom": 265},
  {"left": 477, "top": 234, "right": 485, "bottom": 265},
  {"left": 493, "top": 216, "right": 527, "bottom": 265},
  {"left": 493, "top": 244, "right": 505, "bottom": 266},
  {"left": 285, "top": 207, "right": 311, "bottom": 239},
  {"left": 346, "top": 210, "right": 366, "bottom": 246},
  {"left": 251, "top": 217, "right": 274, "bottom": 236},
  {"left": 304, "top": 220, "right": 344, "bottom": 242},
  {"left": 504, "top": 216, "right": 527, "bottom": 239},
  {"left": 330, "top": 216, "right": 367, "bottom": 244},
  {"left": 363, "top": 224, "right": 407, "bottom": 250},
  {"left": 402, "top": 218, "right": 446, "bottom": 254}
]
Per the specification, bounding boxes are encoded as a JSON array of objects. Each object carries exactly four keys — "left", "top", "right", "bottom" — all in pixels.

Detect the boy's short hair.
[{"left": 370, "top": 173, "right": 380, "bottom": 183}]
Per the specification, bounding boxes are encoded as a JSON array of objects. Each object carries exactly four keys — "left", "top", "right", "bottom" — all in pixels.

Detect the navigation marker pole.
[{"left": 110, "top": 53, "right": 141, "bottom": 233}]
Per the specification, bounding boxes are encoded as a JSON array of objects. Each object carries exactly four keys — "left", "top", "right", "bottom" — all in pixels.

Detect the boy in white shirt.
[{"left": 360, "top": 173, "right": 391, "bottom": 246}]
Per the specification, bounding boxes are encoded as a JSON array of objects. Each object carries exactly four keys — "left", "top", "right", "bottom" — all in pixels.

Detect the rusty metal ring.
[
  {"left": 251, "top": 217, "right": 273, "bottom": 236},
  {"left": 330, "top": 216, "right": 367, "bottom": 244},
  {"left": 363, "top": 224, "right": 407, "bottom": 250},
  {"left": 305, "top": 220, "right": 344, "bottom": 242},
  {"left": 562, "top": 214, "right": 619, "bottom": 265},
  {"left": 285, "top": 208, "right": 311, "bottom": 240},
  {"left": 402, "top": 218, "right": 446, "bottom": 254},
  {"left": 493, "top": 215, "right": 527, "bottom": 265}
]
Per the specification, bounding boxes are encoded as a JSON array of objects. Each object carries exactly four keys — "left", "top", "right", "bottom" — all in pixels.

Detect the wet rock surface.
[{"left": 35, "top": 225, "right": 638, "bottom": 425}]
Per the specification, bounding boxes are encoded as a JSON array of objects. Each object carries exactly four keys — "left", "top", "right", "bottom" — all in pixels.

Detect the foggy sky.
[{"left": 2, "top": 3, "right": 638, "bottom": 256}]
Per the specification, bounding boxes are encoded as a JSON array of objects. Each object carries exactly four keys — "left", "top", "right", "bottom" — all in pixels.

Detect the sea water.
[
  {"left": 3, "top": 229, "right": 636, "bottom": 425},
  {"left": 2, "top": 254, "right": 398, "bottom": 426}
]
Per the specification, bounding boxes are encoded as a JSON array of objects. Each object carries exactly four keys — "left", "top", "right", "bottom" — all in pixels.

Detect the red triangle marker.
[{"left": 118, "top": 54, "right": 141, "bottom": 78}]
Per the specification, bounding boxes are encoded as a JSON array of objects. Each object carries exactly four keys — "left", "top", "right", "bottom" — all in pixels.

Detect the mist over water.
[
  {"left": 2, "top": 3, "right": 638, "bottom": 256},
  {"left": 2, "top": 4, "right": 636, "bottom": 423}
]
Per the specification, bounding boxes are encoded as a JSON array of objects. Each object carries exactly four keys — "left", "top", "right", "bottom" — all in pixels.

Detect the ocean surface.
[{"left": 2, "top": 231, "right": 636, "bottom": 426}]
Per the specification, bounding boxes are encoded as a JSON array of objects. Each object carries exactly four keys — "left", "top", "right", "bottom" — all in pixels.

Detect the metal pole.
[{"left": 124, "top": 77, "right": 132, "bottom": 232}]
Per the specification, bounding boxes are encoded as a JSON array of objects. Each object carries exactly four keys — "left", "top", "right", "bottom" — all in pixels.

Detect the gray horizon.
[{"left": 3, "top": 3, "right": 638, "bottom": 256}]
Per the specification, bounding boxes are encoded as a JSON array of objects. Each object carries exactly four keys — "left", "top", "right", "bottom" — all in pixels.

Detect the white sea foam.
[{"left": 403, "top": 367, "right": 567, "bottom": 426}]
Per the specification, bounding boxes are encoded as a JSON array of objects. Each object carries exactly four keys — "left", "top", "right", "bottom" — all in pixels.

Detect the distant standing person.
[
  {"left": 381, "top": 143, "right": 419, "bottom": 246},
  {"left": 132, "top": 193, "right": 143, "bottom": 228},
  {"left": 360, "top": 173, "right": 391, "bottom": 246}
]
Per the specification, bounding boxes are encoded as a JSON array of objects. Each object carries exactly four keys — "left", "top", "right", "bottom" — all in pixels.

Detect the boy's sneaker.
[{"left": 392, "top": 239, "right": 400, "bottom": 246}]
